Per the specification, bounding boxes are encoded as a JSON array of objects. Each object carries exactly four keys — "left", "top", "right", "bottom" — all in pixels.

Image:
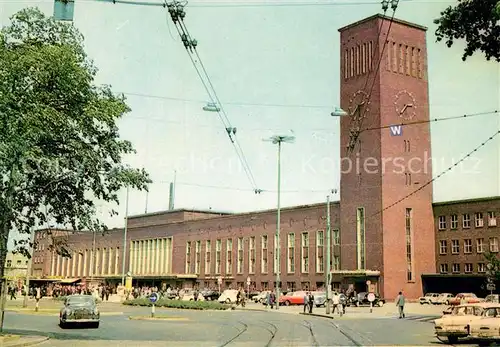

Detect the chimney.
[{"left": 168, "top": 182, "right": 175, "bottom": 210}]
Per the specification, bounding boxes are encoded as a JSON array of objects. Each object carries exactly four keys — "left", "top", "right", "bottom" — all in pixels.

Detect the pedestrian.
[
  {"left": 340, "top": 292, "right": 347, "bottom": 314},
  {"left": 395, "top": 291, "right": 405, "bottom": 318},
  {"left": 332, "top": 291, "right": 340, "bottom": 315},
  {"left": 303, "top": 292, "right": 309, "bottom": 313},
  {"left": 308, "top": 292, "right": 314, "bottom": 313}
]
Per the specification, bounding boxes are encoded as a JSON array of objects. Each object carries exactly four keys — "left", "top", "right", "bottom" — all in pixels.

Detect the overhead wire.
[
  {"left": 165, "top": 1, "right": 259, "bottom": 192},
  {"left": 372, "top": 129, "right": 500, "bottom": 218},
  {"left": 346, "top": 0, "right": 399, "bottom": 156}
]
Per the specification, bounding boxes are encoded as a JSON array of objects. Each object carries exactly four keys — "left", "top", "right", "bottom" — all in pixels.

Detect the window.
[
  {"left": 226, "top": 239, "right": 233, "bottom": 275},
  {"left": 478, "top": 263, "right": 486, "bottom": 273},
  {"left": 488, "top": 212, "right": 497, "bottom": 227},
  {"left": 451, "top": 215, "right": 458, "bottom": 229},
  {"left": 464, "top": 263, "right": 473, "bottom": 273},
  {"left": 438, "top": 216, "right": 446, "bottom": 230},
  {"left": 54, "top": 0, "right": 75, "bottom": 21},
  {"left": 333, "top": 229, "right": 340, "bottom": 245},
  {"left": 440, "top": 264, "right": 448, "bottom": 273},
  {"left": 195, "top": 241, "right": 201, "bottom": 274},
  {"left": 185, "top": 241, "right": 191, "bottom": 274},
  {"left": 316, "top": 230, "right": 324, "bottom": 273},
  {"left": 452, "top": 263, "right": 460, "bottom": 273},
  {"left": 301, "top": 232, "right": 309, "bottom": 273},
  {"left": 287, "top": 233, "right": 295, "bottom": 273},
  {"left": 405, "top": 208, "right": 414, "bottom": 282},
  {"left": 476, "top": 238, "right": 485, "bottom": 253},
  {"left": 403, "top": 139, "right": 411, "bottom": 152},
  {"left": 452, "top": 240, "right": 460, "bottom": 254},
  {"left": 439, "top": 240, "right": 447, "bottom": 255},
  {"left": 261, "top": 235, "right": 268, "bottom": 273},
  {"left": 249, "top": 237, "right": 256, "bottom": 274},
  {"left": 333, "top": 256, "right": 340, "bottom": 271},
  {"left": 356, "top": 207, "right": 366, "bottom": 269},
  {"left": 490, "top": 237, "right": 499, "bottom": 253},
  {"left": 343, "top": 50, "right": 349, "bottom": 80},
  {"left": 463, "top": 214, "right": 471, "bottom": 228},
  {"left": 475, "top": 212, "right": 484, "bottom": 227},
  {"left": 464, "top": 239, "right": 472, "bottom": 254},
  {"left": 205, "top": 240, "right": 211, "bottom": 274},
  {"left": 215, "top": 239, "right": 221, "bottom": 274},
  {"left": 237, "top": 237, "right": 243, "bottom": 274},
  {"left": 6, "top": 260, "right": 11, "bottom": 267}
]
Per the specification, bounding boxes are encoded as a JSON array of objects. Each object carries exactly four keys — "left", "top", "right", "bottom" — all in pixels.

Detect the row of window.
[
  {"left": 440, "top": 263, "right": 489, "bottom": 274},
  {"left": 386, "top": 41, "right": 424, "bottom": 79},
  {"left": 185, "top": 230, "right": 341, "bottom": 276},
  {"left": 50, "top": 247, "right": 121, "bottom": 277},
  {"left": 5, "top": 260, "right": 27, "bottom": 267},
  {"left": 437, "top": 212, "right": 497, "bottom": 230},
  {"left": 343, "top": 41, "right": 373, "bottom": 80},
  {"left": 439, "top": 238, "right": 499, "bottom": 255}
]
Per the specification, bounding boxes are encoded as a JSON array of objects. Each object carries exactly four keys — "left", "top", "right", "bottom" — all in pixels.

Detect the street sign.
[
  {"left": 487, "top": 283, "right": 496, "bottom": 291},
  {"left": 149, "top": 292, "right": 158, "bottom": 303},
  {"left": 367, "top": 293, "right": 376, "bottom": 302},
  {"left": 217, "top": 276, "right": 222, "bottom": 285},
  {"left": 246, "top": 277, "right": 251, "bottom": 286}
]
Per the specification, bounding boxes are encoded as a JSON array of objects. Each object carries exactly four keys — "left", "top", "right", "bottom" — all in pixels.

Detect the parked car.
[
  {"left": 313, "top": 292, "right": 326, "bottom": 307},
  {"left": 448, "top": 293, "right": 482, "bottom": 306},
  {"left": 419, "top": 293, "right": 440, "bottom": 305},
  {"left": 436, "top": 293, "right": 455, "bottom": 305},
  {"left": 59, "top": 295, "right": 100, "bottom": 329},
  {"left": 279, "top": 291, "right": 307, "bottom": 306},
  {"left": 201, "top": 290, "right": 220, "bottom": 301},
  {"left": 485, "top": 294, "right": 500, "bottom": 303},
  {"left": 218, "top": 289, "right": 238, "bottom": 304},
  {"left": 356, "top": 292, "right": 385, "bottom": 307},
  {"left": 254, "top": 290, "right": 270, "bottom": 304},
  {"left": 434, "top": 303, "right": 489, "bottom": 344},
  {"left": 468, "top": 304, "right": 500, "bottom": 343}
]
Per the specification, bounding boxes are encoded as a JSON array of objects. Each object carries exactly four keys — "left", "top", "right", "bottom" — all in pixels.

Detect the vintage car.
[
  {"left": 434, "top": 303, "right": 489, "bottom": 344},
  {"left": 254, "top": 290, "right": 270, "bottom": 304},
  {"left": 485, "top": 294, "right": 500, "bottom": 303},
  {"left": 448, "top": 293, "right": 482, "bottom": 306},
  {"left": 468, "top": 305, "right": 500, "bottom": 344},
  {"left": 59, "top": 295, "right": 100, "bottom": 328},
  {"left": 436, "top": 293, "right": 455, "bottom": 305},
  {"left": 279, "top": 291, "right": 307, "bottom": 306},
  {"left": 419, "top": 293, "right": 440, "bottom": 305},
  {"left": 218, "top": 289, "right": 238, "bottom": 304}
]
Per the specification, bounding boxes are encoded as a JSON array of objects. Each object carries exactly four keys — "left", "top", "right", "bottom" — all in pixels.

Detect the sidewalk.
[
  {"left": 0, "top": 334, "right": 49, "bottom": 347},
  {"left": 4, "top": 297, "right": 124, "bottom": 314}
]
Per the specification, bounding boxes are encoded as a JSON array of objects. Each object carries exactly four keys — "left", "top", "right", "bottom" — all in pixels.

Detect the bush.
[
  {"left": 122, "top": 298, "right": 229, "bottom": 310},
  {"left": 52, "top": 295, "right": 101, "bottom": 303}
]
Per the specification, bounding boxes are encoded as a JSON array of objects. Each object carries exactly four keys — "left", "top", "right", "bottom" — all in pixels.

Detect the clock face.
[
  {"left": 348, "top": 90, "right": 370, "bottom": 122},
  {"left": 394, "top": 90, "right": 417, "bottom": 121}
]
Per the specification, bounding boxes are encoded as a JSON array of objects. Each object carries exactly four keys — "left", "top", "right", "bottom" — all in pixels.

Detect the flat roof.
[
  {"left": 338, "top": 13, "right": 428, "bottom": 33},
  {"left": 129, "top": 208, "right": 233, "bottom": 220},
  {"left": 433, "top": 196, "right": 500, "bottom": 207}
]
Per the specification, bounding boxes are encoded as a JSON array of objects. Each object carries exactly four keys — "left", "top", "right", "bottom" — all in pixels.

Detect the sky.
[{"left": 1, "top": 0, "right": 499, "bottom": 236}]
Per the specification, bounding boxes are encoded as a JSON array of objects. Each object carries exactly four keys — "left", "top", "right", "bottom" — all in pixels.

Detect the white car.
[
  {"left": 468, "top": 305, "right": 500, "bottom": 343},
  {"left": 254, "top": 290, "right": 270, "bottom": 303},
  {"left": 436, "top": 293, "right": 455, "bottom": 305},
  {"left": 419, "top": 293, "right": 440, "bottom": 304},
  {"left": 434, "top": 303, "right": 490, "bottom": 344},
  {"left": 218, "top": 289, "right": 238, "bottom": 304}
]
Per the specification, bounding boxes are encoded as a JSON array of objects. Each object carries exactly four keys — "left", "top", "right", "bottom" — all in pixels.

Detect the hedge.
[
  {"left": 53, "top": 296, "right": 101, "bottom": 303},
  {"left": 122, "top": 298, "right": 229, "bottom": 310}
]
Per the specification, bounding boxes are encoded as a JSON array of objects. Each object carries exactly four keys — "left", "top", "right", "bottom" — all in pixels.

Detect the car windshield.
[{"left": 66, "top": 296, "right": 94, "bottom": 305}]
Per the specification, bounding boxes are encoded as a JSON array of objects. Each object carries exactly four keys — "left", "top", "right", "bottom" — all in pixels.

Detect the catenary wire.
[
  {"left": 371, "top": 129, "right": 500, "bottom": 218},
  {"left": 347, "top": 0, "right": 399, "bottom": 156}
]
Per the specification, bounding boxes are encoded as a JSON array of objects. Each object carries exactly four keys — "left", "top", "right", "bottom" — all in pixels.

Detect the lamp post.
[
  {"left": 121, "top": 186, "right": 130, "bottom": 286},
  {"left": 264, "top": 135, "right": 295, "bottom": 310},
  {"left": 325, "top": 195, "right": 331, "bottom": 314},
  {"left": 23, "top": 227, "right": 35, "bottom": 308}
]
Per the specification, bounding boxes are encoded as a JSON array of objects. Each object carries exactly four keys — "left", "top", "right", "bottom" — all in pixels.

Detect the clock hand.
[{"left": 400, "top": 104, "right": 408, "bottom": 115}]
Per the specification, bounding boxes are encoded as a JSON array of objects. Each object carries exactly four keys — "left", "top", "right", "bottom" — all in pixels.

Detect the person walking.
[
  {"left": 303, "top": 292, "right": 309, "bottom": 313},
  {"left": 396, "top": 291, "right": 405, "bottom": 318},
  {"left": 308, "top": 292, "right": 314, "bottom": 313},
  {"left": 332, "top": 291, "right": 340, "bottom": 316}
]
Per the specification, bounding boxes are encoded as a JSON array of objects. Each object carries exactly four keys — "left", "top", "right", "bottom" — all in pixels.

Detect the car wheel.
[
  {"left": 59, "top": 320, "right": 67, "bottom": 329},
  {"left": 447, "top": 336, "right": 458, "bottom": 344},
  {"left": 378, "top": 301, "right": 384, "bottom": 307},
  {"left": 285, "top": 300, "right": 290, "bottom": 306},
  {"left": 225, "top": 298, "right": 231, "bottom": 304}
]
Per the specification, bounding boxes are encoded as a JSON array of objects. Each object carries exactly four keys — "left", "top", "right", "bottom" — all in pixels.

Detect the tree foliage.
[
  {"left": 0, "top": 8, "right": 151, "bottom": 264},
  {"left": 484, "top": 252, "right": 500, "bottom": 281},
  {"left": 434, "top": 0, "right": 500, "bottom": 61}
]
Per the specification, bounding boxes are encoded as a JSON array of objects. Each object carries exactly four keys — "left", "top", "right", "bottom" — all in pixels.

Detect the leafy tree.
[
  {"left": 484, "top": 252, "right": 500, "bottom": 281},
  {"left": 434, "top": 0, "right": 500, "bottom": 61},
  {"left": 0, "top": 8, "right": 150, "bottom": 293}
]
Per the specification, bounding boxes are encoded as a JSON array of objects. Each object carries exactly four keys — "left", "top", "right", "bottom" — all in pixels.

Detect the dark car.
[
  {"left": 59, "top": 295, "right": 99, "bottom": 328},
  {"left": 201, "top": 290, "right": 220, "bottom": 301},
  {"left": 356, "top": 292, "right": 385, "bottom": 307}
]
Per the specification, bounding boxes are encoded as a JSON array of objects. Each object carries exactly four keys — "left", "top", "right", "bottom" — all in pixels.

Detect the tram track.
[
  {"left": 219, "top": 321, "right": 248, "bottom": 347},
  {"left": 330, "top": 321, "right": 364, "bottom": 347},
  {"left": 219, "top": 320, "right": 278, "bottom": 347},
  {"left": 302, "top": 320, "right": 319, "bottom": 347}
]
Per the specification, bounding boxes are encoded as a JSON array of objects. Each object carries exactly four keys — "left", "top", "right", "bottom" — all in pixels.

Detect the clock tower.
[{"left": 338, "top": 14, "right": 435, "bottom": 299}]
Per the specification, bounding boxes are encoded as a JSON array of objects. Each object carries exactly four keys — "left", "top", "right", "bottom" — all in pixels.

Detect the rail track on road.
[{"left": 219, "top": 320, "right": 277, "bottom": 347}]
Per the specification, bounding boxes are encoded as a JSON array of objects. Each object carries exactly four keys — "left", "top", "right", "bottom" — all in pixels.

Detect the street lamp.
[
  {"left": 331, "top": 107, "right": 348, "bottom": 117},
  {"left": 263, "top": 135, "right": 295, "bottom": 310},
  {"left": 202, "top": 102, "right": 220, "bottom": 112}
]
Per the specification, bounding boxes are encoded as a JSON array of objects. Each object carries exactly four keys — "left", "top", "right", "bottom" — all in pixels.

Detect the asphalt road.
[{"left": 3, "top": 306, "right": 450, "bottom": 346}]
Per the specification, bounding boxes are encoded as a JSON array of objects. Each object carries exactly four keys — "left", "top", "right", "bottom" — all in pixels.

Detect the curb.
[
  {"left": 300, "top": 312, "right": 334, "bottom": 319},
  {"left": 128, "top": 316, "right": 189, "bottom": 321},
  {"left": 3, "top": 336, "right": 49, "bottom": 347}
]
